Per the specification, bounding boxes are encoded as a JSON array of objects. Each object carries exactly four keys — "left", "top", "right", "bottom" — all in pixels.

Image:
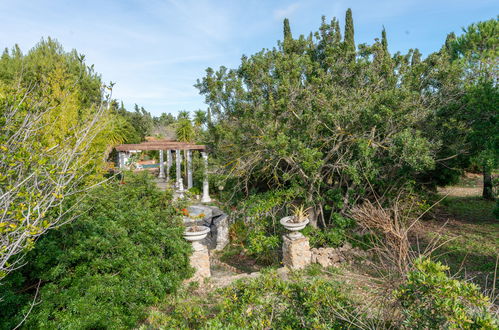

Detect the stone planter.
[
  {"left": 280, "top": 216, "right": 309, "bottom": 232},
  {"left": 183, "top": 226, "right": 210, "bottom": 242}
]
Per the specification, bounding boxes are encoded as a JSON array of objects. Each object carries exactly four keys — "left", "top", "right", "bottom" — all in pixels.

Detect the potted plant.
[
  {"left": 280, "top": 205, "right": 310, "bottom": 232},
  {"left": 183, "top": 225, "right": 210, "bottom": 242}
]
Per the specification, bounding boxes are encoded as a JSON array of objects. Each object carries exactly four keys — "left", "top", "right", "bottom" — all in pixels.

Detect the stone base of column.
[
  {"left": 187, "top": 242, "right": 211, "bottom": 282},
  {"left": 201, "top": 196, "right": 211, "bottom": 203},
  {"left": 282, "top": 232, "right": 311, "bottom": 270}
]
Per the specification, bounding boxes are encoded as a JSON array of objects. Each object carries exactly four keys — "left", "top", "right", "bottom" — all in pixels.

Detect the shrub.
[
  {"left": 303, "top": 213, "right": 355, "bottom": 248},
  {"left": 143, "top": 270, "right": 363, "bottom": 329},
  {"left": 395, "top": 257, "right": 498, "bottom": 329},
  {"left": 0, "top": 172, "right": 192, "bottom": 329}
]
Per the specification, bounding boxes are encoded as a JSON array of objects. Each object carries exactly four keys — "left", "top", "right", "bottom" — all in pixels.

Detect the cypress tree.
[
  {"left": 333, "top": 18, "right": 341, "bottom": 44},
  {"left": 283, "top": 18, "right": 292, "bottom": 40},
  {"left": 381, "top": 27, "right": 388, "bottom": 53},
  {"left": 344, "top": 8, "right": 355, "bottom": 52}
]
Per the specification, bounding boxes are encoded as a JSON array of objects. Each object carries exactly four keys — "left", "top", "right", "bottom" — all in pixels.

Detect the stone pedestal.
[
  {"left": 282, "top": 232, "right": 311, "bottom": 270},
  {"left": 188, "top": 242, "right": 211, "bottom": 281}
]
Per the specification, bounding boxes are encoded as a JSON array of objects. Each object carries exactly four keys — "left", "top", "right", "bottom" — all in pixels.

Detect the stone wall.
[{"left": 311, "top": 243, "right": 371, "bottom": 268}]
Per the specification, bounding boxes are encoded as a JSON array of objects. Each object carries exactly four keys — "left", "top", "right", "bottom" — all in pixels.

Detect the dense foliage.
[
  {"left": 197, "top": 13, "right": 497, "bottom": 265},
  {"left": 396, "top": 257, "right": 497, "bottom": 329},
  {"left": 0, "top": 39, "right": 125, "bottom": 278},
  {"left": 197, "top": 14, "right": 445, "bottom": 229},
  {"left": 0, "top": 173, "right": 192, "bottom": 329},
  {"left": 143, "top": 269, "right": 363, "bottom": 329}
]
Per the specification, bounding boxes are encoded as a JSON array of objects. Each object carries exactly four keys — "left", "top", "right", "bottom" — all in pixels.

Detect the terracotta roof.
[{"left": 115, "top": 140, "right": 206, "bottom": 151}]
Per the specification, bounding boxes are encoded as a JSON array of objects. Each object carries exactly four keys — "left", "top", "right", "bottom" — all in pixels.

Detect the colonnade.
[{"left": 118, "top": 148, "right": 211, "bottom": 203}]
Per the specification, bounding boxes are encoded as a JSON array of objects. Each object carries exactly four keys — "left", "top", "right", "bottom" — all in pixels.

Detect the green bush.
[
  {"left": 303, "top": 213, "right": 355, "bottom": 248},
  {"left": 396, "top": 257, "right": 498, "bottom": 329},
  {"left": 0, "top": 172, "right": 192, "bottom": 329},
  {"left": 144, "top": 270, "right": 363, "bottom": 329}
]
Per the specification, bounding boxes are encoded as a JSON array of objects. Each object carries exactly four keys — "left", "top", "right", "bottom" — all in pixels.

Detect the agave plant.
[{"left": 289, "top": 205, "right": 310, "bottom": 223}]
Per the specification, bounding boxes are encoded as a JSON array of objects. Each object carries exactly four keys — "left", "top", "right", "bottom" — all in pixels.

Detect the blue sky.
[{"left": 0, "top": 0, "right": 497, "bottom": 116}]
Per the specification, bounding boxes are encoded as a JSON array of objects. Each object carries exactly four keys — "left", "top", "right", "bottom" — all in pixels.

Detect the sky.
[{"left": 0, "top": 0, "right": 497, "bottom": 116}]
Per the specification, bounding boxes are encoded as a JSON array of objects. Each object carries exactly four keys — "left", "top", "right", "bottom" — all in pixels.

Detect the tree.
[
  {"left": 453, "top": 18, "right": 498, "bottom": 199},
  {"left": 193, "top": 110, "right": 207, "bottom": 128},
  {"left": 283, "top": 18, "right": 292, "bottom": 40},
  {"left": 176, "top": 117, "right": 195, "bottom": 143},
  {"left": 381, "top": 26, "right": 388, "bottom": 53},
  {"left": 0, "top": 40, "right": 122, "bottom": 279},
  {"left": 196, "top": 13, "right": 437, "bottom": 228},
  {"left": 344, "top": 8, "right": 355, "bottom": 52}
]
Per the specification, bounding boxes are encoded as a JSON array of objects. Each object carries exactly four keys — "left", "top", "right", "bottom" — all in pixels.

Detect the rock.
[
  {"left": 339, "top": 242, "right": 352, "bottom": 252},
  {"left": 330, "top": 252, "right": 340, "bottom": 263},
  {"left": 315, "top": 254, "right": 332, "bottom": 267},
  {"left": 212, "top": 214, "right": 229, "bottom": 251}
]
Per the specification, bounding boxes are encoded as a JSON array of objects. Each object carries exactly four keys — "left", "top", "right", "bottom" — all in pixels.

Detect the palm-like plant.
[{"left": 290, "top": 205, "right": 310, "bottom": 223}]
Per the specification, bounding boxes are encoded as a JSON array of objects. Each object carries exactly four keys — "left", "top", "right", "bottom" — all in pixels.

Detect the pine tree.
[
  {"left": 344, "top": 8, "right": 355, "bottom": 52},
  {"left": 444, "top": 32, "right": 458, "bottom": 59}
]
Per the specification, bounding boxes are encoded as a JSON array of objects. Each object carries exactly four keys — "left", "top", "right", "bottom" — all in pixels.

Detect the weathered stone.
[
  {"left": 315, "top": 253, "right": 332, "bottom": 268},
  {"left": 187, "top": 242, "right": 211, "bottom": 282},
  {"left": 282, "top": 233, "right": 311, "bottom": 269},
  {"left": 213, "top": 214, "right": 229, "bottom": 251},
  {"left": 339, "top": 242, "right": 352, "bottom": 252},
  {"left": 330, "top": 252, "right": 340, "bottom": 263}
]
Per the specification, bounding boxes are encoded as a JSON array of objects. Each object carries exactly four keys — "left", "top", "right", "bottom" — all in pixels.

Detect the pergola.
[{"left": 115, "top": 140, "right": 211, "bottom": 202}]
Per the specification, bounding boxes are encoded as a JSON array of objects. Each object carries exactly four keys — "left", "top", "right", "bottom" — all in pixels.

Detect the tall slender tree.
[
  {"left": 381, "top": 26, "right": 388, "bottom": 53},
  {"left": 344, "top": 8, "right": 355, "bottom": 52},
  {"left": 283, "top": 18, "right": 292, "bottom": 40}
]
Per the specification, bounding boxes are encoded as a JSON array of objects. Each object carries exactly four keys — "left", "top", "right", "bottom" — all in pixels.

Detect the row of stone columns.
[
  {"left": 159, "top": 149, "right": 210, "bottom": 203},
  {"left": 117, "top": 149, "right": 211, "bottom": 202}
]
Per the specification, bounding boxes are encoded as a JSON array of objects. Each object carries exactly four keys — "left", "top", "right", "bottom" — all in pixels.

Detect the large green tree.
[
  {"left": 196, "top": 12, "right": 438, "bottom": 227},
  {"left": 454, "top": 18, "right": 498, "bottom": 199},
  {"left": 0, "top": 39, "right": 123, "bottom": 279}
]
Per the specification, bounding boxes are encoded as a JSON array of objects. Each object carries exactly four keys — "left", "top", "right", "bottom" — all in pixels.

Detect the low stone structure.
[
  {"left": 184, "top": 205, "right": 230, "bottom": 252},
  {"left": 282, "top": 232, "right": 312, "bottom": 269},
  {"left": 310, "top": 243, "right": 371, "bottom": 268},
  {"left": 188, "top": 241, "right": 211, "bottom": 282}
]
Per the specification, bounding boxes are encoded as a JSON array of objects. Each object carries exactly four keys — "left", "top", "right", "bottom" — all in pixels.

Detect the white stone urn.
[
  {"left": 280, "top": 216, "right": 309, "bottom": 232},
  {"left": 183, "top": 225, "right": 210, "bottom": 242}
]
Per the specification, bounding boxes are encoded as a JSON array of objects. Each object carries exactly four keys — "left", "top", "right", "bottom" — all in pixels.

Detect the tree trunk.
[
  {"left": 308, "top": 206, "right": 318, "bottom": 229},
  {"left": 483, "top": 168, "right": 494, "bottom": 200}
]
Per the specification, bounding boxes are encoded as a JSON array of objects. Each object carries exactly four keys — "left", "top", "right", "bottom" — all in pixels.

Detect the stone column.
[
  {"left": 175, "top": 149, "right": 184, "bottom": 192},
  {"left": 201, "top": 151, "right": 211, "bottom": 203},
  {"left": 166, "top": 149, "right": 171, "bottom": 183},
  {"left": 118, "top": 151, "right": 125, "bottom": 169},
  {"left": 158, "top": 150, "right": 165, "bottom": 179},
  {"left": 188, "top": 241, "right": 211, "bottom": 282},
  {"left": 187, "top": 150, "right": 193, "bottom": 189},
  {"left": 282, "top": 232, "right": 311, "bottom": 270}
]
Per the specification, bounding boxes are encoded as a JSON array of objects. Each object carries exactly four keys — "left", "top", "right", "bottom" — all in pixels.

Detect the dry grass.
[{"left": 351, "top": 199, "right": 419, "bottom": 275}]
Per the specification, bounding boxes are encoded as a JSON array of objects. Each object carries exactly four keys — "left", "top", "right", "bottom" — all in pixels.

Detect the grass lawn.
[{"left": 418, "top": 174, "right": 498, "bottom": 291}]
